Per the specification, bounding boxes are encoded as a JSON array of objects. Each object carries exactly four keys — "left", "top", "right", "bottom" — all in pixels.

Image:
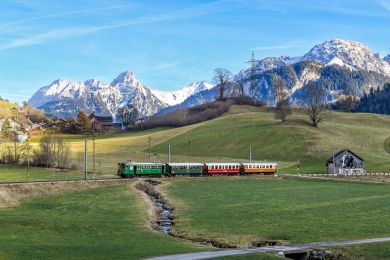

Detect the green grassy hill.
[
  {"left": 27, "top": 105, "right": 390, "bottom": 175},
  {"left": 0, "top": 99, "right": 19, "bottom": 118},
  {"left": 151, "top": 106, "right": 390, "bottom": 173}
]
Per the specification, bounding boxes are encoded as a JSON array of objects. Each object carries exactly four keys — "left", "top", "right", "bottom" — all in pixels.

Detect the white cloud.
[
  {"left": 0, "top": 0, "right": 231, "bottom": 51},
  {"left": 377, "top": 0, "right": 390, "bottom": 11},
  {"left": 0, "top": 3, "right": 137, "bottom": 30},
  {"left": 252, "top": 44, "right": 303, "bottom": 51}
]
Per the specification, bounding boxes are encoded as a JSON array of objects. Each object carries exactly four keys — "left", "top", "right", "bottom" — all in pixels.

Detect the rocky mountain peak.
[
  {"left": 300, "top": 39, "right": 390, "bottom": 75},
  {"left": 111, "top": 71, "right": 142, "bottom": 88}
]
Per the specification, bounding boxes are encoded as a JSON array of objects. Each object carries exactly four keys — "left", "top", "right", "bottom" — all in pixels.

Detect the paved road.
[{"left": 147, "top": 237, "right": 390, "bottom": 260}]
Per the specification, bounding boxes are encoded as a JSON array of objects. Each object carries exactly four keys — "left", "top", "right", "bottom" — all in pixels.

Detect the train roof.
[
  {"left": 123, "top": 162, "right": 164, "bottom": 166},
  {"left": 241, "top": 162, "right": 277, "bottom": 166},
  {"left": 168, "top": 163, "right": 205, "bottom": 166},
  {"left": 205, "top": 162, "right": 242, "bottom": 166}
]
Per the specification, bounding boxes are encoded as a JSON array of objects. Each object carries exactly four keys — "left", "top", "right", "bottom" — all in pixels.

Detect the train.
[{"left": 117, "top": 161, "right": 277, "bottom": 178}]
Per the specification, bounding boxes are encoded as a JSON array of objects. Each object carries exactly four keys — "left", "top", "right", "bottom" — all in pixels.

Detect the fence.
[{"left": 299, "top": 173, "right": 390, "bottom": 177}]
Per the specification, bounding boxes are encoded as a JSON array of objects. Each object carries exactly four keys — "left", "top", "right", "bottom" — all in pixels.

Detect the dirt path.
[{"left": 146, "top": 237, "right": 390, "bottom": 260}]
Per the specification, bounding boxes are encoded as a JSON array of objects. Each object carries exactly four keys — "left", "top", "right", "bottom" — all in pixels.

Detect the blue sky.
[{"left": 1, "top": 0, "right": 390, "bottom": 103}]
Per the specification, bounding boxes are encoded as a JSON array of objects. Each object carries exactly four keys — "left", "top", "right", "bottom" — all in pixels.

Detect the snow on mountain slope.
[
  {"left": 30, "top": 39, "right": 390, "bottom": 120},
  {"left": 29, "top": 71, "right": 213, "bottom": 120},
  {"left": 239, "top": 39, "right": 390, "bottom": 79},
  {"left": 150, "top": 81, "right": 214, "bottom": 106},
  {"left": 29, "top": 79, "right": 93, "bottom": 108},
  {"left": 300, "top": 39, "right": 390, "bottom": 76}
]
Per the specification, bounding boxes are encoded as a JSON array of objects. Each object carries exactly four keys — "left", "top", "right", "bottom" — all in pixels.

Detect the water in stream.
[{"left": 150, "top": 195, "right": 173, "bottom": 235}]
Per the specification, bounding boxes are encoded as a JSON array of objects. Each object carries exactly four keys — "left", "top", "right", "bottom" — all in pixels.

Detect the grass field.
[
  {"left": 23, "top": 106, "right": 390, "bottom": 178},
  {"left": 0, "top": 184, "right": 206, "bottom": 259},
  {"left": 164, "top": 177, "right": 390, "bottom": 245},
  {"left": 0, "top": 165, "right": 84, "bottom": 182},
  {"left": 152, "top": 107, "right": 390, "bottom": 173},
  {"left": 333, "top": 241, "right": 390, "bottom": 259},
  {"left": 0, "top": 100, "right": 18, "bottom": 117}
]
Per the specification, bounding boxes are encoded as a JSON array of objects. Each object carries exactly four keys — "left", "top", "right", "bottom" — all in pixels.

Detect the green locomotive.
[
  {"left": 117, "top": 162, "right": 204, "bottom": 177},
  {"left": 117, "top": 162, "right": 165, "bottom": 177}
]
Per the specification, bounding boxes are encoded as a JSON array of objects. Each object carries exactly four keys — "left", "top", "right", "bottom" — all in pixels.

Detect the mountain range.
[
  {"left": 29, "top": 72, "right": 213, "bottom": 120},
  {"left": 29, "top": 39, "right": 390, "bottom": 120}
]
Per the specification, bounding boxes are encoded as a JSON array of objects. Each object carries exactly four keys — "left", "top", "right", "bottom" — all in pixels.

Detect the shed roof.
[{"left": 327, "top": 149, "right": 364, "bottom": 163}]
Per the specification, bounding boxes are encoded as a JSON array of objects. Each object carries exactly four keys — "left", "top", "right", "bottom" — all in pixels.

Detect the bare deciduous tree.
[
  {"left": 118, "top": 105, "right": 139, "bottom": 128},
  {"left": 234, "top": 75, "right": 246, "bottom": 97},
  {"left": 303, "top": 81, "right": 328, "bottom": 127},
  {"left": 77, "top": 111, "right": 90, "bottom": 129},
  {"left": 33, "top": 135, "right": 71, "bottom": 168},
  {"left": 213, "top": 68, "right": 233, "bottom": 101},
  {"left": 273, "top": 76, "right": 291, "bottom": 122}
]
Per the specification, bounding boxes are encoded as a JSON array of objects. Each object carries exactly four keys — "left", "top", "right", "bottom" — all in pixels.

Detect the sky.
[{"left": 0, "top": 0, "right": 390, "bottom": 103}]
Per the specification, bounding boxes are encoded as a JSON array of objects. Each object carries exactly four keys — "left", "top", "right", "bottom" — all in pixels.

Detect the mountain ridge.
[{"left": 29, "top": 39, "right": 390, "bottom": 120}]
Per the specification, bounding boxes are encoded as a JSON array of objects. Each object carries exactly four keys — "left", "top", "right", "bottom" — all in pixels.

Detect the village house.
[
  {"left": 327, "top": 149, "right": 365, "bottom": 175},
  {"left": 89, "top": 112, "right": 117, "bottom": 130}
]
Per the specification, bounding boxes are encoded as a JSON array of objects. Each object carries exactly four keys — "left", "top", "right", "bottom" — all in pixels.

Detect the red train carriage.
[{"left": 205, "top": 163, "right": 241, "bottom": 175}]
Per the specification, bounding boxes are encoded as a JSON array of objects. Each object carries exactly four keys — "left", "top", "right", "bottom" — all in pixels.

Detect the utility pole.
[
  {"left": 27, "top": 143, "right": 30, "bottom": 179},
  {"left": 188, "top": 139, "right": 192, "bottom": 162},
  {"left": 249, "top": 145, "right": 252, "bottom": 163},
  {"left": 234, "top": 118, "right": 238, "bottom": 144},
  {"left": 84, "top": 139, "right": 88, "bottom": 180},
  {"left": 246, "top": 51, "right": 257, "bottom": 91},
  {"left": 148, "top": 137, "right": 152, "bottom": 162},
  {"left": 168, "top": 144, "right": 171, "bottom": 163},
  {"left": 92, "top": 121, "right": 96, "bottom": 172}
]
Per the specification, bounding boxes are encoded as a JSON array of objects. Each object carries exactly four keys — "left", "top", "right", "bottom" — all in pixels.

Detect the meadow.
[
  {"left": 0, "top": 165, "right": 83, "bottom": 182},
  {"left": 23, "top": 106, "right": 390, "bottom": 177},
  {"left": 164, "top": 177, "right": 390, "bottom": 245},
  {"left": 152, "top": 107, "right": 390, "bottom": 173},
  {"left": 0, "top": 184, "right": 206, "bottom": 259}
]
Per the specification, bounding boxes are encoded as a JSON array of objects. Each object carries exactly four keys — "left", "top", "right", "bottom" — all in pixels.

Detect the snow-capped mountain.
[
  {"left": 234, "top": 39, "right": 390, "bottom": 106},
  {"left": 30, "top": 39, "right": 390, "bottom": 120},
  {"left": 240, "top": 39, "right": 390, "bottom": 79},
  {"left": 300, "top": 39, "right": 390, "bottom": 76},
  {"left": 29, "top": 71, "right": 213, "bottom": 120},
  {"left": 150, "top": 81, "right": 213, "bottom": 107}
]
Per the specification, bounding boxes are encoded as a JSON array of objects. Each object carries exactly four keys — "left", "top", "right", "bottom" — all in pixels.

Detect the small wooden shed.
[{"left": 327, "top": 149, "right": 365, "bottom": 175}]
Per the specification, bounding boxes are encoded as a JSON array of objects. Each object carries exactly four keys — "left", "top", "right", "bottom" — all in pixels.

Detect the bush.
[{"left": 133, "top": 97, "right": 263, "bottom": 130}]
